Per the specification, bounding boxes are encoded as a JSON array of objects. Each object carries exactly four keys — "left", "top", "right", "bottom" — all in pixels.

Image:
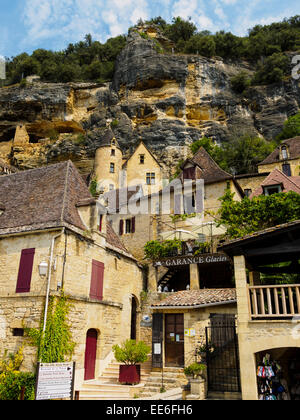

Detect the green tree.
[
  {"left": 230, "top": 71, "right": 251, "bottom": 94},
  {"left": 221, "top": 134, "right": 276, "bottom": 175},
  {"left": 185, "top": 34, "right": 216, "bottom": 57},
  {"left": 164, "top": 17, "right": 197, "bottom": 45},
  {"left": 252, "top": 53, "right": 290, "bottom": 85},
  {"left": 216, "top": 188, "right": 300, "bottom": 239},
  {"left": 276, "top": 112, "right": 300, "bottom": 141}
]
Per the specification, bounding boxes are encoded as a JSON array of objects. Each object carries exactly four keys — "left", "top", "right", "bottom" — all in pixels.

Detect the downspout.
[{"left": 40, "top": 228, "right": 65, "bottom": 361}]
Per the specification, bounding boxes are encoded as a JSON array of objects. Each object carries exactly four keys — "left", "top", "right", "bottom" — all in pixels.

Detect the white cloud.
[
  {"left": 21, "top": 0, "right": 150, "bottom": 48},
  {"left": 17, "top": 0, "right": 300, "bottom": 52}
]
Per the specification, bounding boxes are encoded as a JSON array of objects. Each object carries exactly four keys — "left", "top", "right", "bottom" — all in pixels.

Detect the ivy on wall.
[{"left": 26, "top": 291, "right": 75, "bottom": 363}]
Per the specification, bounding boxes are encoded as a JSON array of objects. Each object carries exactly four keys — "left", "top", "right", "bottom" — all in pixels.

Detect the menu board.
[{"left": 35, "top": 362, "right": 75, "bottom": 400}]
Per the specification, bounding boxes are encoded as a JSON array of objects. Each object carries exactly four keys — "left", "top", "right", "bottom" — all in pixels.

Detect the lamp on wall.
[{"left": 38, "top": 261, "right": 48, "bottom": 277}]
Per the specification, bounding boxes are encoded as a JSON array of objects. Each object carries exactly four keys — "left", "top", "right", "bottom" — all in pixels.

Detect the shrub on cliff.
[
  {"left": 230, "top": 71, "right": 252, "bottom": 93},
  {"left": 185, "top": 34, "right": 216, "bottom": 57},
  {"left": 251, "top": 53, "right": 290, "bottom": 85},
  {"left": 276, "top": 112, "right": 300, "bottom": 142}
]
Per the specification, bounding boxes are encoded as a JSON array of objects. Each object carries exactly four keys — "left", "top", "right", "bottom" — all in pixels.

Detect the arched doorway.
[
  {"left": 131, "top": 296, "right": 138, "bottom": 340},
  {"left": 84, "top": 329, "right": 98, "bottom": 381}
]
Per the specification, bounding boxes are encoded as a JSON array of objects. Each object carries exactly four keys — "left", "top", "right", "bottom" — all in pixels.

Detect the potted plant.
[
  {"left": 184, "top": 363, "right": 206, "bottom": 380},
  {"left": 195, "top": 341, "right": 214, "bottom": 361},
  {"left": 112, "top": 340, "right": 150, "bottom": 385}
]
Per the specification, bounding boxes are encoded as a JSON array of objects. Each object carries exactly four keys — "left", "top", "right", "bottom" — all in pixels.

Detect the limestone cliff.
[{"left": 0, "top": 28, "right": 299, "bottom": 177}]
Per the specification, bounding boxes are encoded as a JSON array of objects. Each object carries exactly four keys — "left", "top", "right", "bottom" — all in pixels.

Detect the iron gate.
[{"left": 205, "top": 322, "right": 241, "bottom": 393}]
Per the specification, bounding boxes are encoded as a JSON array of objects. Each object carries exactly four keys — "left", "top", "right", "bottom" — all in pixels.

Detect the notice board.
[{"left": 35, "top": 362, "right": 75, "bottom": 400}]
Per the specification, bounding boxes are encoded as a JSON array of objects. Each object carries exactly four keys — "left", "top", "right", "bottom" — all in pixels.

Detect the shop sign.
[
  {"left": 154, "top": 253, "right": 230, "bottom": 268},
  {"left": 35, "top": 362, "right": 75, "bottom": 400}
]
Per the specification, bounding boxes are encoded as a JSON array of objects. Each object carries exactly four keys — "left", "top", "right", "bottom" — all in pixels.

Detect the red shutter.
[
  {"left": 119, "top": 220, "right": 124, "bottom": 236},
  {"left": 16, "top": 248, "right": 35, "bottom": 293},
  {"left": 90, "top": 260, "right": 104, "bottom": 301},
  {"left": 131, "top": 217, "right": 136, "bottom": 233}
]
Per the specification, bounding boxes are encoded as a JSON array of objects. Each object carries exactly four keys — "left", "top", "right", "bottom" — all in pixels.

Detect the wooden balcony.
[{"left": 248, "top": 284, "right": 300, "bottom": 319}]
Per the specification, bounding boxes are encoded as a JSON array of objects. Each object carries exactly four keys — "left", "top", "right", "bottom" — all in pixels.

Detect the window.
[
  {"left": 184, "top": 194, "right": 196, "bottom": 214},
  {"left": 90, "top": 260, "right": 104, "bottom": 301},
  {"left": 110, "top": 163, "right": 115, "bottom": 173},
  {"left": 111, "top": 149, "right": 115, "bottom": 156},
  {"left": 281, "top": 146, "right": 288, "bottom": 160},
  {"left": 244, "top": 189, "right": 252, "bottom": 197},
  {"left": 263, "top": 185, "right": 282, "bottom": 196},
  {"left": 125, "top": 217, "right": 136, "bottom": 234},
  {"left": 119, "top": 219, "right": 124, "bottom": 236},
  {"left": 146, "top": 173, "right": 155, "bottom": 185},
  {"left": 139, "top": 154, "right": 145, "bottom": 164},
  {"left": 282, "top": 163, "right": 291, "bottom": 176},
  {"left": 99, "top": 214, "right": 103, "bottom": 233},
  {"left": 16, "top": 249, "right": 35, "bottom": 293},
  {"left": 13, "top": 328, "right": 24, "bottom": 337},
  {"left": 109, "top": 184, "right": 114, "bottom": 191},
  {"left": 183, "top": 167, "right": 195, "bottom": 180}
]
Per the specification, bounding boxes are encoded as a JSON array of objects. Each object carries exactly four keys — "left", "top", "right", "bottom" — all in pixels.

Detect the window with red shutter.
[
  {"left": 90, "top": 260, "right": 104, "bottom": 301},
  {"left": 16, "top": 249, "right": 35, "bottom": 293},
  {"left": 119, "top": 220, "right": 124, "bottom": 236},
  {"left": 131, "top": 217, "right": 136, "bottom": 233},
  {"left": 99, "top": 215, "right": 103, "bottom": 233}
]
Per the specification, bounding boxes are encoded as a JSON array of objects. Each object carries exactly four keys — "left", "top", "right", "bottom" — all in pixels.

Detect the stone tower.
[
  {"left": 94, "top": 129, "right": 123, "bottom": 193},
  {"left": 13, "top": 125, "right": 30, "bottom": 145}
]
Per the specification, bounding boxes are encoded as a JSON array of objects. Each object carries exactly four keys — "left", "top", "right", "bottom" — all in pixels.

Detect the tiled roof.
[
  {"left": 152, "top": 288, "right": 236, "bottom": 308},
  {"left": 0, "top": 161, "right": 93, "bottom": 234},
  {"left": 220, "top": 219, "right": 300, "bottom": 249},
  {"left": 259, "top": 137, "right": 300, "bottom": 165},
  {"left": 250, "top": 169, "right": 300, "bottom": 197},
  {"left": 185, "top": 147, "right": 233, "bottom": 184},
  {"left": 106, "top": 222, "right": 129, "bottom": 253}
]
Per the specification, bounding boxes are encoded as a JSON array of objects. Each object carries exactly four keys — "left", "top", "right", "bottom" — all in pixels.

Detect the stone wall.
[{"left": 0, "top": 228, "right": 144, "bottom": 389}]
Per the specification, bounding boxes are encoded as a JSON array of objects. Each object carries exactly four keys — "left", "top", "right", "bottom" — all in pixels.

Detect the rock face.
[{"left": 0, "top": 28, "right": 299, "bottom": 176}]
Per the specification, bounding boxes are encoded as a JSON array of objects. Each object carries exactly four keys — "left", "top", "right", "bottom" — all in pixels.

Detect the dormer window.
[
  {"left": 281, "top": 145, "right": 289, "bottom": 160},
  {"left": 263, "top": 184, "right": 282, "bottom": 196}
]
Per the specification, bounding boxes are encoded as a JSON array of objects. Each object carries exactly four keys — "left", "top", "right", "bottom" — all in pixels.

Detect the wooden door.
[
  {"left": 84, "top": 329, "right": 98, "bottom": 381},
  {"left": 165, "top": 314, "right": 184, "bottom": 367},
  {"left": 152, "top": 313, "right": 163, "bottom": 368},
  {"left": 131, "top": 297, "right": 137, "bottom": 340}
]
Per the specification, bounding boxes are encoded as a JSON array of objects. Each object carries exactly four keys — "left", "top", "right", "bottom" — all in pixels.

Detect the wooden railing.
[{"left": 248, "top": 284, "right": 300, "bottom": 319}]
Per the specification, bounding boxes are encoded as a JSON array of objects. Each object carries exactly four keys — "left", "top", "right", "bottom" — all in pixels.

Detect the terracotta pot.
[{"left": 119, "top": 365, "right": 141, "bottom": 384}]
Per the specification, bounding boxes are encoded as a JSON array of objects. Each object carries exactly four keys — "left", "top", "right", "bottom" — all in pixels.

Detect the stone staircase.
[
  {"left": 77, "top": 359, "right": 152, "bottom": 400},
  {"left": 137, "top": 367, "right": 188, "bottom": 399}
]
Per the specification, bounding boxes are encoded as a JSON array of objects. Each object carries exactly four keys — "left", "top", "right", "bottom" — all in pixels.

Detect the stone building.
[
  {"left": 122, "top": 140, "right": 163, "bottom": 195},
  {"left": 0, "top": 160, "right": 145, "bottom": 390},
  {"left": 151, "top": 289, "right": 237, "bottom": 370},
  {"left": 258, "top": 136, "right": 300, "bottom": 177},
  {"left": 220, "top": 221, "right": 300, "bottom": 400},
  {"left": 250, "top": 168, "right": 300, "bottom": 198},
  {"left": 108, "top": 147, "right": 243, "bottom": 288},
  {"left": 93, "top": 129, "right": 163, "bottom": 194}
]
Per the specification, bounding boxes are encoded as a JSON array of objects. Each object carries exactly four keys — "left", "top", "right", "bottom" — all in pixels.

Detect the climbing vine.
[{"left": 26, "top": 291, "right": 75, "bottom": 363}]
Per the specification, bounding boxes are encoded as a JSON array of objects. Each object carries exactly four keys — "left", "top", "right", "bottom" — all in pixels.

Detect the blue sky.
[{"left": 0, "top": 0, "right": 299, "bottom": 58}]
